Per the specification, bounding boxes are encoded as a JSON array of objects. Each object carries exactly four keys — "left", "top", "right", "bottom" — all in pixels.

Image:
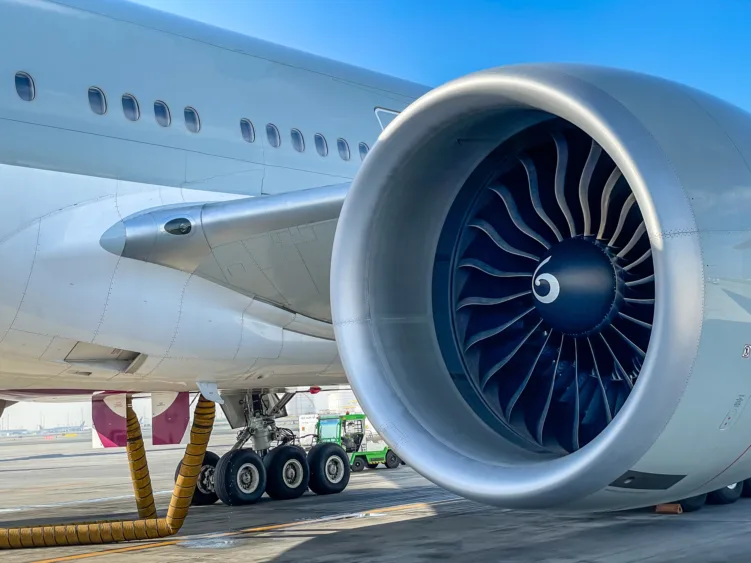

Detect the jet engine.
[{"left": 330, "top": 63, "right": 751, "bottom": 511}]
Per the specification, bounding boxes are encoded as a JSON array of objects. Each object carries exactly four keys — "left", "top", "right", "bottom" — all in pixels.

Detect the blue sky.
[{"left": 131, "top": 0, "right": 750, "bottom": 110}]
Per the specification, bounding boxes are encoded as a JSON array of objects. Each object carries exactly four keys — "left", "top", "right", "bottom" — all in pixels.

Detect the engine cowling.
[{"left": 331, "top": 63, "right": 751, "bottom": 511}]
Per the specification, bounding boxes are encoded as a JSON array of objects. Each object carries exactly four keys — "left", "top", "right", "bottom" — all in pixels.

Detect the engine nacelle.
[{"left": 331, "top": 63, "right": 751, "bottom": 511}]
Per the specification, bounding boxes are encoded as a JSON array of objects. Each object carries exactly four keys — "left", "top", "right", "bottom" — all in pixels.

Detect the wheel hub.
[
  {"left": 282, "top": 459, "right": 304, "bottom": 488},
  {"left": 325, "top": 455, "right": 345, "bottom": 484},
  {"left": 532, "top": 237, "right": 620, "bottom": 336},
  {"left": 237, "top": 462, "right": 260, "bottom": 494},
  {"left": 197, "top": 465, "right": 216, "bottom": 495}
]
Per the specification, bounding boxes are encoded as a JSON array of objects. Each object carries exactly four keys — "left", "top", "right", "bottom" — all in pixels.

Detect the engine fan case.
[{"left": 331, "top": 63, "right": 751, "bottom": 510}]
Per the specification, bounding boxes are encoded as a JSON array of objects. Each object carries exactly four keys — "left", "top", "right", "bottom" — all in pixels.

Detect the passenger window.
[
  {"left": 121, "top": 94, "right": 140, "bottom": 121},
  {"left": 359, "top": 142, "right": 369, "bottom": 161},
  {"left": 240, "top": 119, "right": 255, "bottom": 143},
  {"left": 88, "top": 87, "right": 107, "bottom": 115},
  {"left": 184, "top": 106, "right": 200, "bottom": 133},
  {"left": 14, "top": 72, "right": 35, "bottom": 102},
  {"left": 337, "top": 138, "right": 350, "bottom": 161},
  {"left": 266, "top": 123, "right": 281, "bottom": 148},
  {"left": 314, "top": 134, "right": 328, "bottom": 157},
  {"left": 154, "top": 101, "right": 171, "bottom": 127},
  {"left": 291, "top": 128, "right": 305, "bottom": 152}
]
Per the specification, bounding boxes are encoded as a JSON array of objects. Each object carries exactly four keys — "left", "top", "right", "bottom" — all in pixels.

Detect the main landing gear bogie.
[
  {"left": 176, "top": 443, "right": 351, "bottom": 507},
  {"left": 174, "top": 390, "right": 355, "bottom": 507},
  {"left": 675, "top": 481, "right": 746, "bottom": 513}
]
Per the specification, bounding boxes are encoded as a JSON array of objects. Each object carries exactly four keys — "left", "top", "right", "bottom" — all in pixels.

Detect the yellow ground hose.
[
  {"left": 126, "top": 399, "right": 157, "bottom": 520},
  {"left": 0, "top": 395, "right": 215, "bottom": 550}
]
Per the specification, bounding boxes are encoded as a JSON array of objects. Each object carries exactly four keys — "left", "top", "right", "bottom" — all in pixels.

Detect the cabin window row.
[
  {"left": 256, "top": 122, "right": 368, "bottom": 161},
  {"left": 14, "top": 71, "right": 369, "bottom": 159},
  {"left": 85, "top": 87, "right": 200, "bottom": 133}
]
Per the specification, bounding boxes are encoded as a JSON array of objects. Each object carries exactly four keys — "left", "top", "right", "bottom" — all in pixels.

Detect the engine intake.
[
  {"left": 438, "top": 120, "right": 654, "bottom": 456},
  {"left": 331, "top": 64, "right": 751, "bottom": 510}
]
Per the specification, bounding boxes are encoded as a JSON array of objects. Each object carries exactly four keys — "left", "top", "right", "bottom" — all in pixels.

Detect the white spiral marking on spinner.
[{"left": 532, "top": 256, "right": 560, "bottom": 304}]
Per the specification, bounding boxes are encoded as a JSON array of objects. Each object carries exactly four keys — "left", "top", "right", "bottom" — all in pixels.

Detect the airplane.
[{"left": 1, "top": 0, "right": 751, "bottom": 522}]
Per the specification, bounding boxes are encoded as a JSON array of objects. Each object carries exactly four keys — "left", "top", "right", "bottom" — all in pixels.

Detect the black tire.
[
  {"left": 174, "top": 450, "right": 220, "bottom": 506},
  {"left": 351, "top": 456, "right": 366, "bottom": 472},
  {"left": 307, "top": 443, "right": 350, "bottom": 495},
  {"left": 215, "top": 449, "right": 267, "bottom": 506},
  {"left": 264, "top": 445, "right": 310, "bottom": 501},
  {"left": 679, "top": 493, "right": 707, "bottom": 513},
  {"left": 367, "top": 463, "right": 379, "bottom": 469},
  {"left": 708, "top": 482, "right": 743, "bottom": 504},
  {"left": 385, "top": 450, "right": 401, "bottom": 469}
]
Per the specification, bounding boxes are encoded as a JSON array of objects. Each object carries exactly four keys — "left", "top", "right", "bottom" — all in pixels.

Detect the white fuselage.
[{"left": 0, "top": 0, "right": 427, "bottom": 395}]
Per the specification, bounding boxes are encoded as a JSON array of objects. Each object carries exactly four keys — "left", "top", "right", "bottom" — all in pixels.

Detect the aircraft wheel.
[
  {"left": 308, "top": 443, "right": 350, "bottom": 495},
  {"left": 175, "top": 450, "right": 220, "bottom": 506},
  {"left": 215, "top": 449, "right": 267, "bottom": 506},
  {"left": 264, "top": 445, "right": 310, "bottom": 500},
  {"left": 708, "top": 482, "right": 743, "bottom": 504},
  {"left": 385, "top": 450, "right": 401, "bottom": 469},
  {"left": 679, "top": 493, "right": 707, "bottom": 513}
]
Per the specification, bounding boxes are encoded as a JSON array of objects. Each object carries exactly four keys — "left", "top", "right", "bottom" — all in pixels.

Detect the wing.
[{"left": 101, "top": 183, "right": 348, "bottom": 325}]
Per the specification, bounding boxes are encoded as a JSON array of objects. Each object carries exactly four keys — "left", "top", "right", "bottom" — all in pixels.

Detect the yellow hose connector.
[{"left": 0, "top": 395, "right": 215, "bottom": 550}]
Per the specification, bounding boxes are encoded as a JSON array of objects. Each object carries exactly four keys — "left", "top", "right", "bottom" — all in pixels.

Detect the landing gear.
[
  {"left": 672, "top": 481, "right": 745, "bottom": 513},
  {"left": 264, "top": 445, "right": 310, "bottom": 500},
  {"left": 678, "top": 493, "right": 707, "bottom": 513},
  {"left": 175, "top": 450, "right": 220, "bottom": 506},
  {"left": 308, "top": 442, "right": 350, "bottom": 495},
  {"left": 215, "top": 449, "right": 266, "bottom": 506},
  {"left": 176, "top": 390, "right": 351, "bottom": 507},
  {"left": 708, "top": 482, "right": 743, "bottom": 505}
]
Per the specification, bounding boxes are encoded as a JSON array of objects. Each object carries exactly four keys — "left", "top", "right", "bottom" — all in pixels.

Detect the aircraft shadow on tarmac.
[{"left": 257, "top": 501, "right": 751, "bottom": 563}]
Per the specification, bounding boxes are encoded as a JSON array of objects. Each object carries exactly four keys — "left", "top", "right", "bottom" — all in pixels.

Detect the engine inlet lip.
[{"left": 331, "top": 64, "right": 704, "bottom": 508}]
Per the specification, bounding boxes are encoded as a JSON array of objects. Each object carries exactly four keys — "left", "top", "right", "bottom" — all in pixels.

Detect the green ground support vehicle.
[{"left": 315, "top": 413, "right": 403, "bottom": 472}]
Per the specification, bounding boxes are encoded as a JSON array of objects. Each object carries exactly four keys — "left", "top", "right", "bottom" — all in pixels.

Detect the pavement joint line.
[{"left": 29, "top": 498, "right": 462, "bottom": 563}]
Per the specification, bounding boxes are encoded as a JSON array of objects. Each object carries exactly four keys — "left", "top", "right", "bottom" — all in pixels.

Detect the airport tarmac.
[{"left": 3, "top": 433, "right": 751, "bottom": 562}]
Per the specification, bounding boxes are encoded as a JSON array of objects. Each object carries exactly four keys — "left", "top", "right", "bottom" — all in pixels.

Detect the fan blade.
[
  {"left": 616, "top": 222, "right": 646, "bottom": 259},
  {"left": 587, "top": 338, "right": 613, "bottom": 422},
  {"left": 623, "top": 248, "right": 652, "bottom": 272},
  {"left": 505, "top": 331, "right": 553, "bottom": 419},
  {"left": 596, "top": 167, "right": 622, "bottom": 240},
  {"left": 458, "top": 291, "right": 531, "bottom": 310},
  {"left": 626, "top": 274, "right": 654, "bottom": 287},
  {"left": 598, "top": 332, "right": 634, "bottom": 389},
  {"left": 468, "top": 219, "right": 540, "bottom": 261},
  {"left": 519, "top": 153, "right": 563, "bottom": 241},
  {"left": 481, "top": 319, "right": 543, "bottom": 388},
  {"left": 608, "top": 193, "right": 636, "bottom": 247},
  {"left": 458, "top": 258, "right": 533, "bottom": 278},
  {"left": 578, "top": 139, "right": 602, "bottom": 236},
  {"left": 489, "top": 186, "right": 551, "bottom": 249},
  {"left": 609, "top": 324, "right": 647, "bottom": 358},
  {"left": 464, "top": 307, "right": 535, "bottom": 351},
  {"left": 618, "top": 312, "right": 653, "bottom": 330},
  {"left": 536, "top": 334, "right": 566, "bottom": 444},
  {"left": 551, "top": 133, "right": 577, "bottom": 237}
]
